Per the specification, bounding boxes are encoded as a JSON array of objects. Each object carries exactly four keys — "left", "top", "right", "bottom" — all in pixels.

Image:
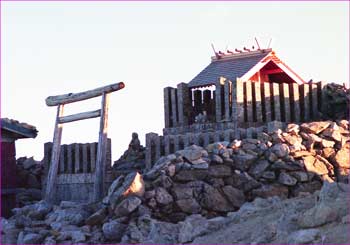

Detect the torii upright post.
[{"left": 44, "top": 82, "right": 125, "bottom": 203}]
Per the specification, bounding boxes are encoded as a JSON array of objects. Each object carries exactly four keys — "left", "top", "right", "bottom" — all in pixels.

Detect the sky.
[{"left": 1, "top": 1, "right": 349, "bottom": 163}]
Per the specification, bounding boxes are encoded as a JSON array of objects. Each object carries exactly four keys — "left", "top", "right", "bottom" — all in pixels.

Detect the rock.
[
  {"left": 251, "top": 184, "right": 289, "bottom": 199},
  {"left": 271, "top": 143, "right": 290, "bottom": 158},
  {"left": 249, "top": 160, "right": 270, "bottom": 178},
  {"left": 166, "top": 164, "right": 176, "bottom": 176},
  {"left": 191, "top": 162, "right": 209, "bottom": 170},
  {"left": 210, "top": 154, "right": 224, "bottom": 164},
  {"left": 286, "top": 123, "right": 300, "bottom": 134},
  {"left": 45, "top": 207, "right": 90, "bottom": 226},
  {"left": 278, "top": 172, "right": 297, "bottom": 186},
  {"left": 26, "top": 174, "right": 41, "bottom": 189},
  {"left": 261, "top": 171, "right": 276, "bottom": 180},
  {"left": 178, "top": 215, "right": 210, "bottom": 243},
  {"left": 70, "top": 230, "right": 86, "bottom": 243},
  {"left": 321, "top": 139, "right": 335, "bottom": 148},
  {"left": 59, "top": 201, "right": 79, "bottom": 209},
  {"left": 208, "top": 165, "right": 232, "bottom": 178},
  {"left": 292, "top": 150, "right": 314, "bottom": 158},
  {"left": 322, "top": 128, "right": 342, "bottom": 142},
  {"left": 200, "top": 184, "right": 234, "bottom": 212},
  {"left": 155, "top": 187, "right": 173, "bottom": 206},
  {"left": 302, "top": 156, "right": 329, "bottom": 175},
  {"left": 332, "top": 148, "right": 350, "bottom": 168},
  {"left": 172, "top": 186, "right": 193, "bottom": 200},
  {"left": 144, "top": 154, "right": 177, "bottom": 180},
  {"left": 27, "top": 200, "right": 52, "bottom": 220},
  {"left": 176, "top": 198, "right": 201, "bottom": 214},
  {"left": 174, "top": 169, "right": 208, "bottom": 182},
  {"left": 291, "top": 181, "right": 322, "bottom": 196},
  {"left": 300, "top": 121, "right": 330, "bottom": 134},
  {"left": 289, "top": 171, "right": 309, "bottom": 182},
  {"left": 271, "top": 160, "right": 303, "bottom": 171},
  {"left": 222, "top": 185, "right": 245, "bottom": 208},
  {"left": 232, "top": 153, "right": 257, "bottom": 171},
  {"left": 23, "top": 157, "right": 38, "bottom": 170},
  {"left": 114, "top": 196, "right": 142, "bottom": 217},
  {"left": 228, "top": 171, "right": 261, "bottom": 192},
  {"left": 322, "top": 147, "right": 336, "bottom": 159},
  {"left": 287, "top": 229, "right": 319, "bottom": 244},
  {"left": 102, "top": 220, "right": 127, "bottom": 241},
  {"left": 22, "top": 233, "right": 43, "bottom": 244},
  {"left": 267, "top": 121, "right": 284, "bottom": 134},
  {"left": 177, "top": 145, "right": 204, "bottom": 162},
  {"left": 44, "top": 236, "right": 56, "bottom": 244},
  {"left": 298, "top": 203, "right": 339, "bottom": 228},
  {"left": 107, "top": 172, "right": 145, "bottom": 208},
  {"left": 15, "top": 215, "right": 32, "bottom": 228},
  {"left": 85, "top": 207, "right": 107, "bottom": 226}
]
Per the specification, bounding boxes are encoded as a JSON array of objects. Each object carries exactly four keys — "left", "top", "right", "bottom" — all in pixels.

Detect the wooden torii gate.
[{"left": 44, "top": 82, "right": 125, "bottom": 203}]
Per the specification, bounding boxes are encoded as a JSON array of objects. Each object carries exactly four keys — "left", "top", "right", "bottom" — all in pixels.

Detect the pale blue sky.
[{"left": 1, "top": 1, "right": 349, "bottom": 162}]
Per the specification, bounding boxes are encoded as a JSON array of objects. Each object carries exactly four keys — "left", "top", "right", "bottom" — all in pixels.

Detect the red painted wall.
[{"left": 1, "top": 142, "right": 18, "bottom": 218}]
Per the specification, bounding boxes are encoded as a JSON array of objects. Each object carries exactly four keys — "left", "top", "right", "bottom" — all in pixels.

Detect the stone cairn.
[
  {"left": 112, "top": 132, "right": 146, "bottom": 173},
  {"left": 2, "top": 120, "right": 349, "bottom": 244},
  {"left": 15, "top": 157, "right": 43, "bottom": 206}
]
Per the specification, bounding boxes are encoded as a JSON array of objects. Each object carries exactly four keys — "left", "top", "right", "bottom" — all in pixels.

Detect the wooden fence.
[
  {"left": 163, "top": 80, "right": 327, "bottom": 133},
  {"left": 42, "top": 139, "right": 113, "bottom": 203}
]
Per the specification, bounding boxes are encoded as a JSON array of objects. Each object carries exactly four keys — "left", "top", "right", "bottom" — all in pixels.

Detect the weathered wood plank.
[
  {"left": 215, "top": 79, "right": 223, "bottom": 122},
  {"left": 303, "top": 83, "right": 310, "bottom": 121},
  {"left": 58, "top": 109, "right": 101, "bottom": 124},
  {"left": 272, "top": 83, "right": 281, "bottom": 121},
  {"left": 224, "top": 80, "right": 231, "bottom": 120},
  {"left": 292, "top": 83, "right": 301, "bottom": 122},
  {"left": 59, "top": 145, "right": 66, "bottom": 174},
  {"left": 90, "top": 142, "right": 97, "bottom": 173},
  {"left": 171, "top": 88, "right": 178, "bottom": 127},
  {"left": 82, "top": 143, "right": 89, "bottom": 173},
  {"left": 235, "top": 79, "right": 245, "bottom": 125},
  {"left": 245, "top": 81, "right": 253, "bottom": 122},
  {"left": 45, "top": 104, "right": 64, "bottom": 203},
  {"left": 254, "top": 82, "right": 263, "bottom": 122},
  {"left": 263, "top": 82, "right": 272, "bottom": 122},
  {"left": 163, "top": 87, "right": 171, "bottom": 128},
  {"left": 311, "top": 83, "right": 318, "bottom": 119},
  {"left": 177, "top": 83, "right": 190, "bottom": 127},
  {"left": 93, "top": 93, "right": 110, "bottom": 202},
  {"left": 283, "top": 83, "right": 291, "bottom": 122},
  {"left": 46, "top": 82, "right": 124, "bottom": 106},
  {"left": 66, "top": 144, "right": 73, "bottom": 174},
  {"left": 75, "top": 144, "right": 81, "bottom": 174}
]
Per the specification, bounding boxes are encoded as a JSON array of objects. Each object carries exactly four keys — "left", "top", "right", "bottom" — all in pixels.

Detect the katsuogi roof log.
[{"left": 45, "top": 82, "right": 125, "bottom": 106}]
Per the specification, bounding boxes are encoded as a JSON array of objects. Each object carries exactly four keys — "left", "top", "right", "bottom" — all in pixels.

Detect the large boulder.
[
  {"left": 222, "top": 185, "right": 245, "bottom": 208},
  {"left": 105, "top": 172, "right": 145, "bottom": 209},
  {"left": 176, "top": 198, "right": 201, "bottom": 214},
  {"left": 155, "top": 187, "right": 173, "bottom": 206},
  {"left": 102, "top": 220, "right": 127, "bottom": 241},
  {"left": 114, "top": 196, "right": 142, "bottom": 218},
  {"left": 251, "top": 184, "right": 289, "bottom": 199},
  {"left": 300, "top": 121, "right": 331, "bottom": 134},
  {"left": 199, "top": 184, "right": 234, "bottom": 212},
  {"left": 332, "top": 148, "right": 350, "bottom": 169},
  {"left": 232, "top": 153, "right": 258, "bottom": 171},
  {"left": 302, "top": 156, "right": 329, "bottom": 175}
]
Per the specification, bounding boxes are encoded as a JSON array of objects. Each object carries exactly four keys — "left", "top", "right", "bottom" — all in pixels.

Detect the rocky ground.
[{"left": 1, "top": 120, "right": 349, "bottom": 244}]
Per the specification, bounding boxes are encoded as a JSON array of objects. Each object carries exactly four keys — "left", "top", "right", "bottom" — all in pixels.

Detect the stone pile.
[
  {"left": 323, "top": 83, "right": 350, "bottom": 120},
  {"left": 15, "top": 157, "right": 44, "bottom": 206},
  {"left": 1, "top": 120, "right": 349, "bottom": 244},
  {"left": 140, "top": 120, "right": 349, "bottom": 222}
]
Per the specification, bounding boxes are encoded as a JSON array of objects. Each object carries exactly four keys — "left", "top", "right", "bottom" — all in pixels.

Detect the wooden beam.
[
  {"left": 46, "top": 82, "right": 124, "bottom": 106},
  {"left": 58, "top": 109, "right": 101, "bottom": 124},
  {"left": 45, "top": 104, "right": 64, "bottom": 203},
  {"left": 93, "top": 93, "right": 110, "bottom": 202}
]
